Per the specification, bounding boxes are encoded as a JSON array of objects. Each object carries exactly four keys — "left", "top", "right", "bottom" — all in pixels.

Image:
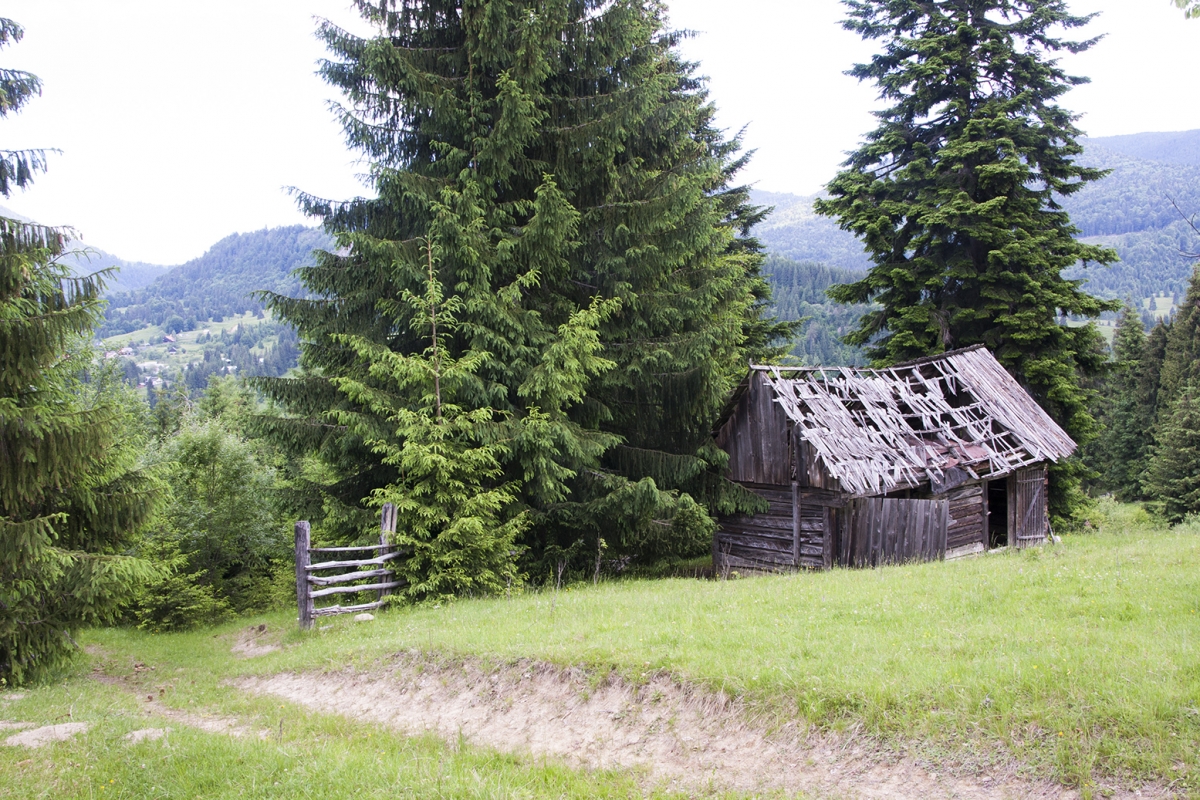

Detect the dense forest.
[{"left": 761, "top": 255, "right": 869, "bottom": 365}]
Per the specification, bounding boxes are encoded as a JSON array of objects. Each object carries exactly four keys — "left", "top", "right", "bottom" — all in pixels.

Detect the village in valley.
[{"left": 2, "top": 2, "right": 1199, "bottom": 799}]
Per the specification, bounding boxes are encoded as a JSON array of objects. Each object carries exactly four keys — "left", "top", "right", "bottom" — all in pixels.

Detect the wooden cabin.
[{"left": 712, "top": 345, "right": 1076, "bottom": 572}]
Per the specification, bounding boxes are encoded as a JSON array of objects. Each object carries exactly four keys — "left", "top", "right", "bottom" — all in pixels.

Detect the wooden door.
[{"left": 1008, "top": 465, "right": 1048, "bottom": 549}]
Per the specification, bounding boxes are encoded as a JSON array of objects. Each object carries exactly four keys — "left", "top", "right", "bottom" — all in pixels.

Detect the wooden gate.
[
  {"left": 294, "top": 503, "right": 406, "bottom": 629},
  {"left": 1008, "top": 465, "right": 1048, "bottom": 549},
  {"left": 839, "top": 497, "right": 949, "bottom": 567}
]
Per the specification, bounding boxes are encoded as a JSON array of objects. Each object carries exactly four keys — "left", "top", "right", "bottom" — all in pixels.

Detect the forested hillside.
[
  {"left": 1083, "top": 129, "right": 1200, "bottom": 166},
  {"left": 99, "top": 226, "right": 331, "bottom": 337},
  {"left": 1065, "top": 139, "right": 1200, "bottom": 304},
  {"left": 761, "top": 256, "right": 869, "bottom": 365}
]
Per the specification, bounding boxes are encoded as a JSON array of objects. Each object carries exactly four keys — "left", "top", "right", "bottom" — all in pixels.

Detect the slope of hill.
[
  {"left": 1082, "top": 129, "right": 1200, "bottom": 167},
  {"left": 99, "top": 225, "right": 331, "bottom": 337},
  {"left": 0, "top": 204, "right": 172, "bottom": 294},
  {"left": 751, "top": 190, "right": 870, "bottom": 270},
  {"left": 65, "top": 248, "right": 172, "bottom": 295}
]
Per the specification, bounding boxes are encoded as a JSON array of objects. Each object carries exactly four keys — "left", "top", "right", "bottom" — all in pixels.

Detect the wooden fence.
[{"left": 294, "top": 503, "right": 406, "bottom": 629}]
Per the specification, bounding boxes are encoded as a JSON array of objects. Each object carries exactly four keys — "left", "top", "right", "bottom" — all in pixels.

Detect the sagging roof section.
[{"left": 750, "top": 345, "right": 1076, "bottom": 497}]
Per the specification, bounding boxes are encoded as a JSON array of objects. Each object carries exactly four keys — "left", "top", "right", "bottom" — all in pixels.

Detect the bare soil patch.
[
  {"left": 124, "top": 727, "right": 167, "bottom": 744},
  {"left": 85, "top": 656, "right": 267, "bottom": 740},
  {"left": 140, "top": 705, "right": 266, "bottom": 739},
  {"left": 238, "top": 654, "right": 1165, "bottom": 800},
  {"left": 3, "top": 722, "right": 89, "bottom": 748},
  {"left": 231, "top": 623, "right": 281, "bottom": 658}
]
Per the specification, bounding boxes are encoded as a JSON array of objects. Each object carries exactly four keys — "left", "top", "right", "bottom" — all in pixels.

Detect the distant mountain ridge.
[
  {"left": 751, "top": 128, "right": 1200, "bottom": 305},
  {"left": 1082, "top": 129, "right": 1200, "bottom": 167}
]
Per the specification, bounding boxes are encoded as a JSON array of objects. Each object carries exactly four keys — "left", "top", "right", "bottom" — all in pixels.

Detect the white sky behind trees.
[{"left": 3, "top": 0, "right": 1197, "bottom": 264}]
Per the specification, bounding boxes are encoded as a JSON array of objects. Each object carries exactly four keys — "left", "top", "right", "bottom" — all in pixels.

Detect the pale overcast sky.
[{"left": 3, "top": 1, "right": 1197, "bottom": 264}]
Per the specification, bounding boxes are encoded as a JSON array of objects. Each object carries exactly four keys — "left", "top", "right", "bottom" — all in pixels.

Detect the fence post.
[
  {"left": 295, "top": 520, "right": 313, "bottom": 629},
  {"left": 378, "top": 503, "right": 397, "bottom": 604}
]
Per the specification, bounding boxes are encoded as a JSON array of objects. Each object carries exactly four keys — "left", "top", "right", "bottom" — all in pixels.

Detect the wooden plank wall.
[
  {"left": 838, "top": 497, "right": 948, "bottom": 567},
  {"left": 933, "top": 484, "right": 987, "bottom": 551},
  {"left": 716, "top": 373, "right": 793, "bottom": 486},
  {"left": 715, "top": 482, "right": 831, "bottom": 572},
  {"left": 1009, "top": 463, "right": 1048, "bottom": 548}
]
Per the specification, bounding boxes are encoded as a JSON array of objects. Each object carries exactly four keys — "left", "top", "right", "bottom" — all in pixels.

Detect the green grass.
[{"left": 3, "top": 502, "right": 1198, "bottom": 796}]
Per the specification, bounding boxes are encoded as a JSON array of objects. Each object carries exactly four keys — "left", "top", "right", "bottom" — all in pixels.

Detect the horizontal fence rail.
[{"left": 295, "top": 503, "right": 406, "bottom": 629}]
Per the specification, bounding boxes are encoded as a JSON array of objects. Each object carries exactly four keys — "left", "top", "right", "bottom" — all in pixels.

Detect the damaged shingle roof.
[{"left": 742, "top": 345, "right": 1075, "bottom": 497}]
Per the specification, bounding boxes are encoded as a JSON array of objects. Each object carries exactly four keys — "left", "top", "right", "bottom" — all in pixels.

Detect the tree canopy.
[{"left": 255, "top": 0, "right": 785, "bottom": 585}]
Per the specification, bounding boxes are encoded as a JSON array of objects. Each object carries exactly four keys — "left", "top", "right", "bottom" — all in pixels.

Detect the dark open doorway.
[{"left": 987, "top": 480, "right": 1008, "bottom": 548}]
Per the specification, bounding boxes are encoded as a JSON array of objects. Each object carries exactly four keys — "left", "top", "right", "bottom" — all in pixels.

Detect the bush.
[{"left": 128, "top": 539, "right": 232, "bottom": 632}]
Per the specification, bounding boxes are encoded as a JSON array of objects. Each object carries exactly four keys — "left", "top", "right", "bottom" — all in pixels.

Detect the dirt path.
[{"left": 237, "top": 654, "right": 1164, "bottom": 800}]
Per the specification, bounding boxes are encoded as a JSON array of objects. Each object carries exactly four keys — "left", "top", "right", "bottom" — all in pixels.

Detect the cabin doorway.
[{"left": 987, "top": 480, "right": 1008, "bottom": 548}]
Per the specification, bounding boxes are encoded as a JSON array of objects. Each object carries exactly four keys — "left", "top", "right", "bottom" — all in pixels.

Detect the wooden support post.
[
  {"left": 295, "top": 520, "right": 313, "bottom": 630},
  {"left": 791, "top": 482, "right": 801, "bottom": 569},
  {"left": 378, "top": 503, "right": 398, "bottom": 604}
]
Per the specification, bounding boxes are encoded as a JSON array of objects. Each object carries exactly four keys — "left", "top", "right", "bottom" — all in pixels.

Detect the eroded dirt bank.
[{"left": 237, "top": 654, "right": 1163, "bottom": 799}]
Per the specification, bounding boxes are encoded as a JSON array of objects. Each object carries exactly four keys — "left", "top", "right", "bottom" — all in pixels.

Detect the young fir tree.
[
  {"left": 256, "top": 0, "right": 784, "bottom": 576},
  {"left": 1086, "top": 305, "right": 1154, "bottom": 500},
  {"left": 1144, "top": 382, "right": 1200, "bottom": 523},
  {"left": 327, "top": 237, "right": 545, "bottom": 599},
  {"left": 815, "top": 0, "right": 1118, "bottom": 520},
  {"left": 0, "top": 18, "right": 161, "bottom": 684}
]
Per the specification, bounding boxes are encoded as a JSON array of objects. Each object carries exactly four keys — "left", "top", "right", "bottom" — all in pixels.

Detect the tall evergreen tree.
[
  {"left": 0, "top": 17, "right": 161, "bottom": 684},
  {"left": 815, "top": 0, "right": 1118, "bottom": 520},
  {"left": 1087, "top": 305, "right": 1153, "bottom": 500},
  {"left": 256, "top": 0, "right": 783, "bottom": 578}
]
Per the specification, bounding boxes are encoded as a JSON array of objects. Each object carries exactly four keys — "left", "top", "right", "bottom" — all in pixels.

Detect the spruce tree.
[
  {"left": 1, "top": 18, "right": 161, "bottom": 683},
  {"left": 256, "top": 0, "right": 783, "bottom": 577},
  {"left": 1144, "top": 382, "right": 1200, "bottom": 523},
  {"left": 1087, "top": 306, "right": 1153, "bottom": 500},
  {"left": 815, "top": 0, "right": 1118, "bottom": 520}
]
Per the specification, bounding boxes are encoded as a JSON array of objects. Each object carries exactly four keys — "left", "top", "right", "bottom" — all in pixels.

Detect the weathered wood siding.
[
  {"left": 715, "top": 372, "right": 793, "bottom": 486},
  {"left": 933, "top": 483, "right": 987, "bottom": 551},
  {"left": 838, "top": 497, "right": 948, "bottom": 567},
  {"left": 714, "top": 482, "right": 830, "bottom": 572},
  {"left": 796, "top": 438, "right": 840, "bottom": 491},
  {"left": 1009, "top": 464, "right": 1048, "bottom": 548}
]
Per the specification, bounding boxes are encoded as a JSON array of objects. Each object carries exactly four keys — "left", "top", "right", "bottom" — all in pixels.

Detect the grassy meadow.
[{"left": 2, "top": 501, "right": 1198, "bottom": 797}]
